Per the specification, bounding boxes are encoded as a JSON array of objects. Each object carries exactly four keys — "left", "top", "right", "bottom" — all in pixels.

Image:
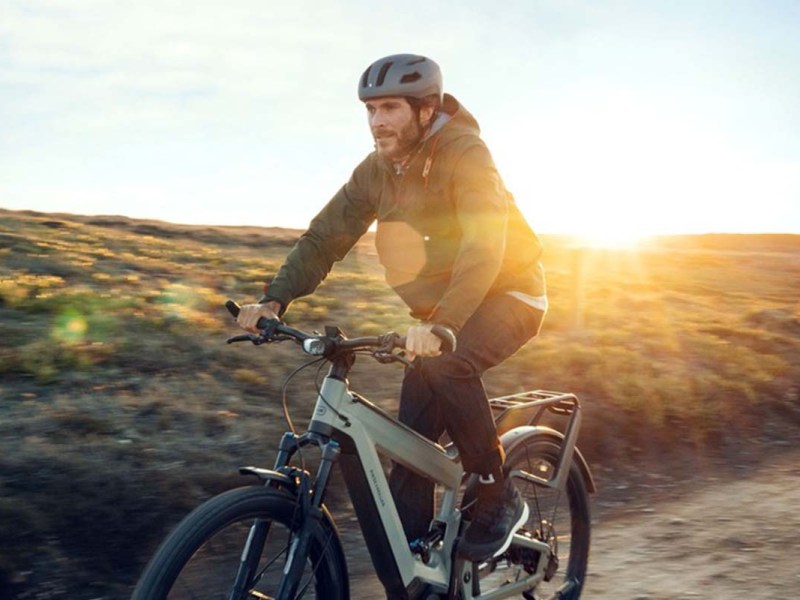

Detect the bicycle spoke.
[{"left": 477, "top": 438, "right": 590, "bottom": 600}]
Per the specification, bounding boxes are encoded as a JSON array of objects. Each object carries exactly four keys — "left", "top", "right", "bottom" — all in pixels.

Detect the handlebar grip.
[
  {"left": 430, "top": 325, "right": 457, "bottom": 353},
  {"left": 225, "top": 300, "right": 241, "bottom": 318},
  {"left": 225, "top": 300, "right": 278, "bottom": 331}
]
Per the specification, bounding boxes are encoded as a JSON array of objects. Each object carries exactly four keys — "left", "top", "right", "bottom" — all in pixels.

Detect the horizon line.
[{"left": 2, "top": 207, "right": 799, "bottom": 238}]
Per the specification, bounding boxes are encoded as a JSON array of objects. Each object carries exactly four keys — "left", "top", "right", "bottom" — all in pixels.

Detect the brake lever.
[
  {"left": 371, "top": 331, "right": 413, "bottom": 367},
  {"left": 227, "top": 333, "right": 266, "bottom": 345},
  {"left": 373, "top": 350, "right": 414, "bottom": 368},
  {"left": 227, "top": 330, "right": 296, "bottom": 346},
  {"left": 394, "top": 352, "right": 415, "bottom": 368}
]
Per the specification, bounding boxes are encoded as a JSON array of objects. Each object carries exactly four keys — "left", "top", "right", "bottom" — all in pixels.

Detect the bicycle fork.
[
  {"left": 227, "top": 519, "right": 271, "bottom": 600},
  {"left": 234, "top": 432, "right": 340, "bottom": 600}
]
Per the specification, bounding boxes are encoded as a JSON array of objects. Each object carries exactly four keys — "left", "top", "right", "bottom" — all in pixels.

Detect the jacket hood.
[
  {"left": 433, "top": 93, "right": 481, "bottom": 144},
  {"left": 410, "top": 94, "right": 480, "bottom": 186}
]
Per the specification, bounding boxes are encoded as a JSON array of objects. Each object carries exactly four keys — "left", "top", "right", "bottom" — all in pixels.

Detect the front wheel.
[
  {"left": 476, "top": 437, "right": 591, "bottom": 599},
  {"left": 132, "top": 486, "right": 349, "bottom": 600}
]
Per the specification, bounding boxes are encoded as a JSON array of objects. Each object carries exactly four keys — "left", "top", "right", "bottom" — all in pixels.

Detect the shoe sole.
[{"left": 492, "top": 500, "right": 530, "bottom": 558}]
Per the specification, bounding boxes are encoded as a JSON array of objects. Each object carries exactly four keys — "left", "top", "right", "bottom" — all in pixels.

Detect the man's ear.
[{"left": 419, "top": 105, "right": 435, "bottom": 128}]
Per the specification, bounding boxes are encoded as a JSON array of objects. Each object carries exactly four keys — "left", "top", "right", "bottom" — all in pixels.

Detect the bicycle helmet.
[{"left": 358, "top": 54, "right": 443, "bottom": 102}]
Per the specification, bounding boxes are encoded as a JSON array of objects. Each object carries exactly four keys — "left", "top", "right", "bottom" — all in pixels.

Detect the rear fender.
[{"left": 500, "top": 426, "right": 596, "bottom": 493}]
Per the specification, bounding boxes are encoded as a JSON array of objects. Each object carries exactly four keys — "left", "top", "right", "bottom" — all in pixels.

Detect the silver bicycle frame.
[
  {"left": 309, "top": 375, "right": 461, "bottom": 590},
  {"left": 304, "top": 375, "right": 561, "bottom": 599}
]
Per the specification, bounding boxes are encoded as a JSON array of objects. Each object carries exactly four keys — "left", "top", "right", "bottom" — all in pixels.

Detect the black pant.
[{"left": 388, "top": 293, "right": 545, "bottom": 541}]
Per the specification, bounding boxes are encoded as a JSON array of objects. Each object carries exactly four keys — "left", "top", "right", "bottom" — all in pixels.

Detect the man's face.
[{"left": 365, "top": 97, "right": 422, "bottom": 160}]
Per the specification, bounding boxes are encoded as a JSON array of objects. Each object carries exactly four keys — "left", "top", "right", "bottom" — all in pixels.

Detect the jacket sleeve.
[
  {"left": 426, "top": 141, "right": 509, "bottom": 331},
  {"left": 261, "top": 159, "right": 377, "bottom": 310}
]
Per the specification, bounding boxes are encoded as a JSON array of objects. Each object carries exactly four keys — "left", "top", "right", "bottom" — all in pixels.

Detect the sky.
[{"left": 2, "top": 0, "right": 799, "bottom": 239}]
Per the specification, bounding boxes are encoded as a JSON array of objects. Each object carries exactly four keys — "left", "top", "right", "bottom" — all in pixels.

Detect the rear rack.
[
  {"left": 489, "top": 390, "right": 582, "bottom": 492},
  {"left": 490, "top": 389, "right": 579, "bottom": 432}
]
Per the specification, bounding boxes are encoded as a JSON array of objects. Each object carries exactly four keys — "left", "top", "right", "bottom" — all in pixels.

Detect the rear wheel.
[
  {"left": 475, "top": 437, "right": 590, "bottom": 599},
  {"left": 132, "top": 486, "right": 348, "bottom": 600}
]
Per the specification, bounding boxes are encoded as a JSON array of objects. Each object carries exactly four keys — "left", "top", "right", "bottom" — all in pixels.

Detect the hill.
[{"left": 1, "top": 208, "right": 798, "bottom": 598}]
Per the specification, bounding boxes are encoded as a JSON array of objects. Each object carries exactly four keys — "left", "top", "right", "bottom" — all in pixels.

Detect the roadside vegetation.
[{"left": 1, "top": 208, "right": 798, "bottom": 598}]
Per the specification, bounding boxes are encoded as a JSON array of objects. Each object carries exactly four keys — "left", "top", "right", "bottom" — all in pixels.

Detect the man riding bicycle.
[{"left": 237, "top": 53, "right": 547, "bottom": 567}]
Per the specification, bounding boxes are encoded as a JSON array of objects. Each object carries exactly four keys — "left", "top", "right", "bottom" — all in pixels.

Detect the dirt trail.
[
  {"left": 585, "top": 450, "right": 800, "bottom": 599},
  {"left": 343, "top": 449, "right": 800, "bottom": 599}
]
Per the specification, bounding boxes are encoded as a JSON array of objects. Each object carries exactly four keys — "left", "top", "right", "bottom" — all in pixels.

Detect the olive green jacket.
[{"left": 262, "top": 94, "right": 545, "bottom": 332}]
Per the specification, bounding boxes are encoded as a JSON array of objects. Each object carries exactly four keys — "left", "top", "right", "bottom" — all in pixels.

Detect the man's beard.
[{"left": 374, "top": 118, "right": 423, "bottom": 160}]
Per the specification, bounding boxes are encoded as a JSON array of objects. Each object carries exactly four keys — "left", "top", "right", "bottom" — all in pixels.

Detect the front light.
[{"left": 303, "top": 338, "right": 327, "bottom": 356}]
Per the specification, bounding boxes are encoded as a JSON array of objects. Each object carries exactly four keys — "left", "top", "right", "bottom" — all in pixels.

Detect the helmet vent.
[
  {"left": 400, "top": 72, "right": 421, "bottom": 84},
  {"left": 376, "top": 62, "right": 393, "bottom": 87}
]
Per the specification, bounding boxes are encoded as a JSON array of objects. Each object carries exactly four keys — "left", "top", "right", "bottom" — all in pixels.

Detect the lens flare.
[
  {"left": 54, "top": 309, "right": 88, "bottom": 344},
  {"left": 157, "top": 283, "right": 200, "bottom": 319}
]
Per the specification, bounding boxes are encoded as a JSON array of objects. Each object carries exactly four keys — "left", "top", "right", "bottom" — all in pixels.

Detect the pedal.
[
  {"left": 409, "top": 523, "right": 445, "bottom": 564},
  {"left": 409, "top": 538, "right": 432, "bottom": 563}
]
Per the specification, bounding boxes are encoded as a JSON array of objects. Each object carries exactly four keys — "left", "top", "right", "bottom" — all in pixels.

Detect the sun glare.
[
  {"left": 575, "top": 228, "right": 649, "bottom": 249},
  {"left": 495, "top": 90, "right": 772, "bottom": 242}
]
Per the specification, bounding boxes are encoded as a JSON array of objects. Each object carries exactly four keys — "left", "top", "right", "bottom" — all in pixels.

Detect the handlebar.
[
  {"left": 225, "top": 300, "right": 408, "bottom": 359},
  {"left": 224, "top": 300, "right": 456, "bottom": 358}
]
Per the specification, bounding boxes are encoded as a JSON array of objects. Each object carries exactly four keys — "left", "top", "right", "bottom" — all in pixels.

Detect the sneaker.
[{"left": 458, "top": 478, "right": 529, "bottom": 562}]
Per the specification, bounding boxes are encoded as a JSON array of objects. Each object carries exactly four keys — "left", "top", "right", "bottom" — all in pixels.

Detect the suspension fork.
[
  {"left": 225, "top": 433, "right": 303, "bottom": 600},
  {"left": 228, "top": 432, "right": 340, "bottom": 599},
  {"left": 227, "top": 518, "right": 272, "bottom": 600},
  {"left": 276, "top": 437, "right": 341, "bottom": 600}
]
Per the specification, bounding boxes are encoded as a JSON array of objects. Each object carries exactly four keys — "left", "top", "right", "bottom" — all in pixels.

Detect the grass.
[{"left": 1, "top": 208, "right": 799, "bottom": 597}]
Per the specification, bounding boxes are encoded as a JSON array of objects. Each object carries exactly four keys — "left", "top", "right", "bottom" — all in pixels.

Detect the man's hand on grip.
[
  {"left": 405, "top": 323, "right": 443, "bottom": 361},
  {"left": 237, "top": 301, "right": 282, "bottom": 333}
]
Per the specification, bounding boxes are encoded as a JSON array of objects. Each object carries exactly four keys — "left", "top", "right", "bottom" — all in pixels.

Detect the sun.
[
  {"left": 574, "top": 227, "right": 650, "bottom": 249},
  {"left": 558, "top": 217, "right": 654, "bottom": 249},
  {"left": 495, "top": 89, "right": 756, "bottom": 243}
]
